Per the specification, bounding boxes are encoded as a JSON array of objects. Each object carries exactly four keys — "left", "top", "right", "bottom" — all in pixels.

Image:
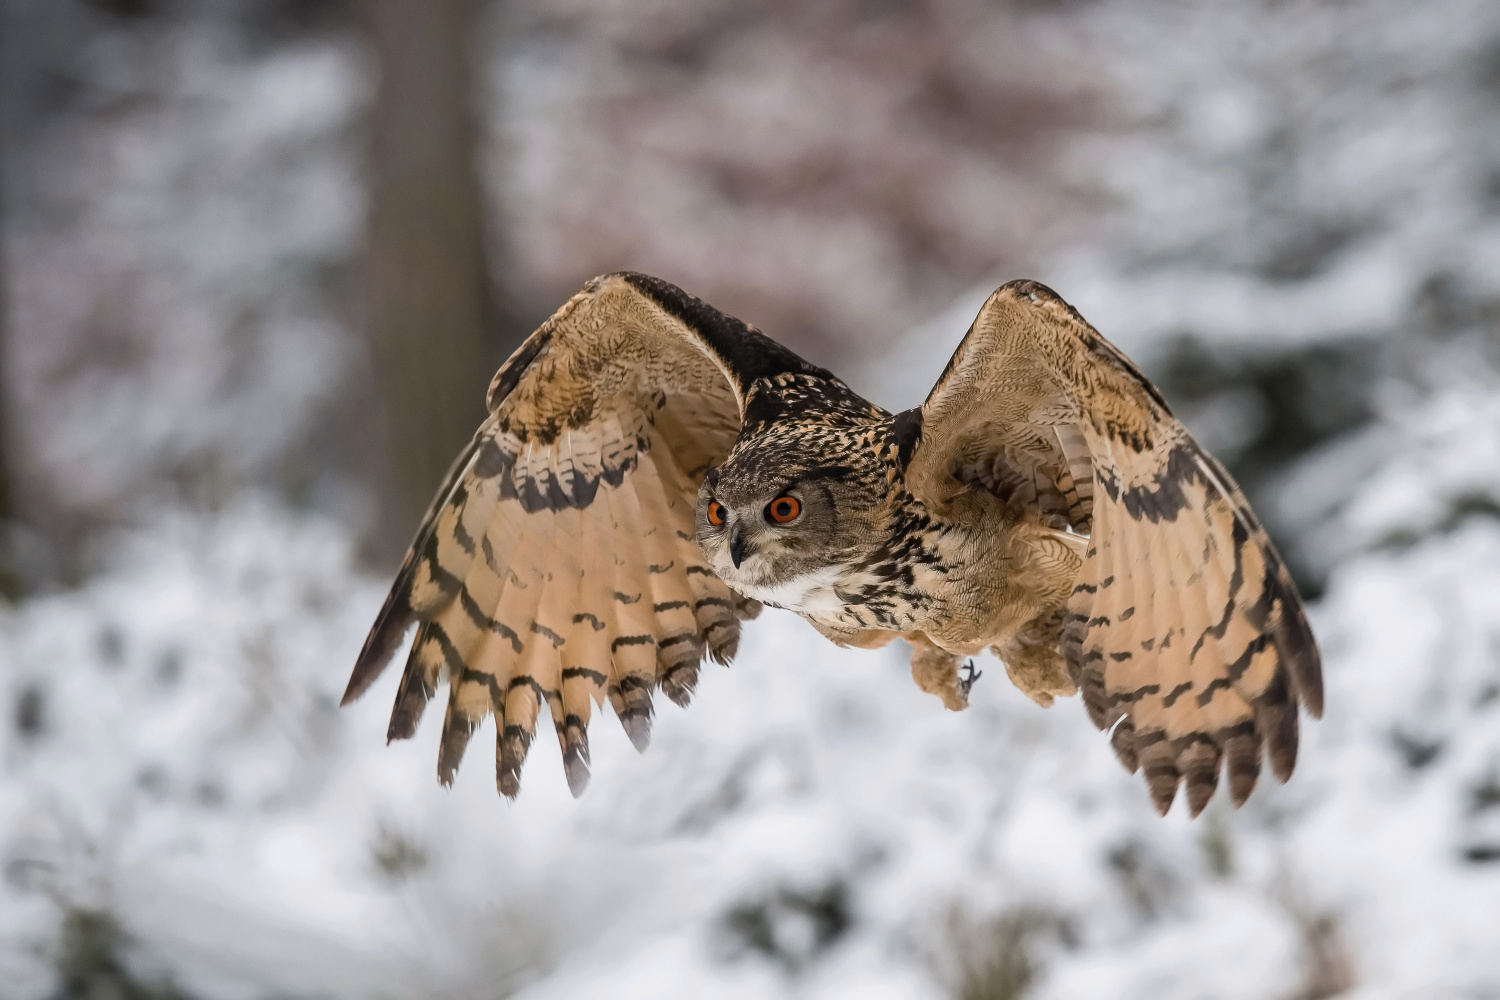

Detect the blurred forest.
[
  {"left": 2, "top": 1, "right": 1499, "bottom": 998},
  {"left": 0, "top": 0, "right": 1102, "bottom": 584}
]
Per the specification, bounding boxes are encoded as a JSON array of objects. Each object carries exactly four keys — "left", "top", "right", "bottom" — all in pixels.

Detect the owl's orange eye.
[
  {"left": 706, "top": 500, "right": 727, "bottom": 526},
  {"left": 766, "top": 495, "right": 801, "bottom": 524}
]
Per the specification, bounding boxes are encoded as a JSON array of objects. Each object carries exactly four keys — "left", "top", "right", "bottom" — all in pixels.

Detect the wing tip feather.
[
  {"left": 661, "top": 658, "right": 702, "bottom": 708},
  {"left": 344, "top": 431, "right": 490, "bottom": 708},
  {"left": 1109, "top": 715, "right": 1139, "bottom": 773},
  {"left": 497, "top": 725, "right": 532, "bottom": 801},
  {"left": 1147, "top": 767, "right": 1179, "bottom": 817},
  {"left": 341, "top": 596, "right": 415, "bottom": 706},
  {"left": 621, "top": 709, "right": 653, "bottom": 752},
  {"left": 384, "top": 621, "right": 438, "bottom": 740},
  {"left": 1278, "top": 618, "right": 1324, "bottom": 720},
  {"left": 563, "top": 745, "right": 592, "bottom": 798},
  {"left": 1255, "top": 668, "right": 1301, "bottom": 784},
  {"left": 437, "top": 704, "right": 479, "bottom": 787},
  {"left": 1177, "top": 736, "right": 1223, "bottom": 819}
]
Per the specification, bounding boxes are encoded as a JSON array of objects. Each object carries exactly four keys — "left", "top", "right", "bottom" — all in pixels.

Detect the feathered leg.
[{"left": 908, "top": 632, "right": 968, "bottom": 711}]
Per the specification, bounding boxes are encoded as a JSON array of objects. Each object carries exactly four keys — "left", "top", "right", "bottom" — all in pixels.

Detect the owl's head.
[{"left": 694, "top": 431, "right": 888, "bottom": 607}]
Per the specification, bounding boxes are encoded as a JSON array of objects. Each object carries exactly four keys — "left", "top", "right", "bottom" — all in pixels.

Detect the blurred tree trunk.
[
  {"left": 359, "top": 0, "right": 501, "bottom": 560},
  {"left": 0, "top": 51, "right": 19, "bottom": 600},
  {"left": 0, "top": 233, "right": 18, "bottom": 600}
]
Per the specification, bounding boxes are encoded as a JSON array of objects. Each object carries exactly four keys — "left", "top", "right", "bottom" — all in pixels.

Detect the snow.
[
  {"left": 3, "top": 20, "right": 366, "bottom": 565},
  {"left": 4, "top": 455, "right": 1500, "bottom": 997}
]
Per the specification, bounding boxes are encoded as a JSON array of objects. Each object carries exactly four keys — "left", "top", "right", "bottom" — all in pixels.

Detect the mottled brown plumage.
[{"left": 344, "top": 272, "right": 1322, "bottom": 817}]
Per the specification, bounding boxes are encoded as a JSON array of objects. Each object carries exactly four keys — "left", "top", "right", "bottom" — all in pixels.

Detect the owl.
[{"left": 343, "top": 273, "right": 1321, "bottom": 817}]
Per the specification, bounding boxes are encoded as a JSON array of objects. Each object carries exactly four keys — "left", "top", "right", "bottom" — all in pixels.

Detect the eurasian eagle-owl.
[{"left": 343, "top": 273, "right": 1321, "bottom": 817}]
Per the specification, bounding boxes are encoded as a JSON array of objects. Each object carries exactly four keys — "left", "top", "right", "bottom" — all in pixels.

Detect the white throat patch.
[{"left": 727, "top": 563, "right": 848, "bottom": 613}]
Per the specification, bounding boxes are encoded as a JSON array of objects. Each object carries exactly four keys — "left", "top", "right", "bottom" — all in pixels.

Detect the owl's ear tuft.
[{"left": 891, "top": 407, "right": 923, "bottom": 471}]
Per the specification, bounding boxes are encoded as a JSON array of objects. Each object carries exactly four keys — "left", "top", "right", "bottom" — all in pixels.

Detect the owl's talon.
[{"left": 958, "top": 659, "right": 982, "bottom": 698}]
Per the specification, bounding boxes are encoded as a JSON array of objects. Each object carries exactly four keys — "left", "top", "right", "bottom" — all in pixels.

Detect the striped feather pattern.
[
  {"left": 912, "top": 280, "right": 1322, "bottom": 816},
  {"left": 349, "top": 271, "right": 1318, "bottom": 818},
  {"left": 344, "top": 274, "right": 762, "bottom": 799}
]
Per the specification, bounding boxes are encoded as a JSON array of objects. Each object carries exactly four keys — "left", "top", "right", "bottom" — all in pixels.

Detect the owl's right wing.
[
  {"left": 342, "top": 273, "right": 829, "bottom": 799},
  {"left": 904, "top": 280, "right": 1321, "bottom": 816}
]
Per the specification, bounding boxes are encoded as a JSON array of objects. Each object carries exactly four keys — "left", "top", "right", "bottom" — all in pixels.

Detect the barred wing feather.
[
  {"left": 908, "top": 280, "right": 1321, "bottom": 816},
  {"left": 341, "top": 272, "right": 818, "bottom": 798}
]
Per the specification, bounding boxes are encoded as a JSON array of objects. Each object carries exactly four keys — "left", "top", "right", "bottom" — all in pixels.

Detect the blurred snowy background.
[{"left": 2, "top": 0, "right": 1499, "bottom": 997}]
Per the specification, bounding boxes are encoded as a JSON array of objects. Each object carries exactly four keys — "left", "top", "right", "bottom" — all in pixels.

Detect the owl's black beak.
[{"left": 729, "top": 525, "right": 749, "bottom": 568}]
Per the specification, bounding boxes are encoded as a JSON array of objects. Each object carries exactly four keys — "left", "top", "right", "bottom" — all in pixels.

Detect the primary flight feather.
[{"left": 343, "top": 272, "right": 1321, "bottom": 816}]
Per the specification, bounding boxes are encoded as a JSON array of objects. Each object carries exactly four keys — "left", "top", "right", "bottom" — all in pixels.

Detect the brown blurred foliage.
[{"left": 501, "top": 0, "right": 1100, "bottom": 367}]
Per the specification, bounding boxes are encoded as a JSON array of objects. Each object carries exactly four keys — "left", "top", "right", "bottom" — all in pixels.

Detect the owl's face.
[{"left": 694, "top": 436, "right": 886, "bottom": 608}]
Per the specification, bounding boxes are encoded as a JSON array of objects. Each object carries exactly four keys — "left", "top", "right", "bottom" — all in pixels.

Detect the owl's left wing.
[
  {"left": 343, "top": 273, "right": 827, "bottom": 799},
  {"left": 905, "top": 280, "right": 1321, "bottom": 816}
]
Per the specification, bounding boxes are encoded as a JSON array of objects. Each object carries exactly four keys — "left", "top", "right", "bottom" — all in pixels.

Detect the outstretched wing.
[
  {"left": 906, "top": 280, "right": 1321, "bottom": 816},
  {"left": 343, "top": 272, "right": 829, "bottom": 798}
]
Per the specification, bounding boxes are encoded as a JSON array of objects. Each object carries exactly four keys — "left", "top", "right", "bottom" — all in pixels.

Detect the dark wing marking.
[
  {"left": 344, "top": 273, "right": 807, "bottom": 798},
  {"left": 907, "top": 279, "right": 1321, "bottom": 816}
]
